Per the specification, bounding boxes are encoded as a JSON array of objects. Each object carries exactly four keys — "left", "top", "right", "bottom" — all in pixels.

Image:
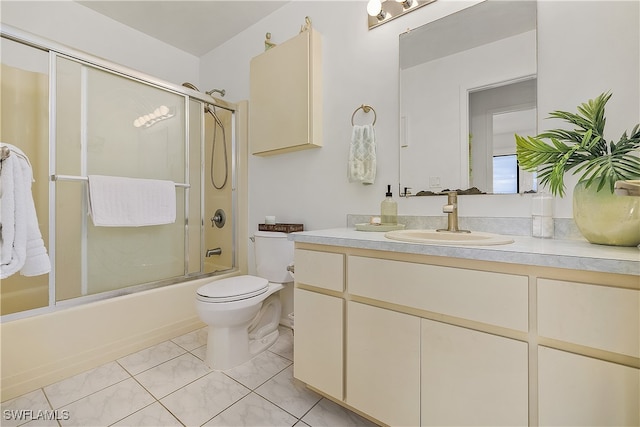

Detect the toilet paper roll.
[{"left": 265, "top": 216, "right": 276, "bottom": 225}]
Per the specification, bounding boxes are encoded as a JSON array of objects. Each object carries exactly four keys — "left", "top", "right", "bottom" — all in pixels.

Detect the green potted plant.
[{"left": 515, "top": 92, "right": 640, "bottom": 246}]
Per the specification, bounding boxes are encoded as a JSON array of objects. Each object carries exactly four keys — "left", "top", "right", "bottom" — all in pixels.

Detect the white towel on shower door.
[
  {"left": 87, "top": 175, "right": 176, "bottom": 227},
  {"left": 348, "top": 124, "right": 377, "bottom": 185},
  {"left": 0, "top": 143, "right": 51, "bottom": 279}
]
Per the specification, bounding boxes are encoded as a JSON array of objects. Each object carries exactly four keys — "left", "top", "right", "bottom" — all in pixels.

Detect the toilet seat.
[{"left": 197, "top": 275, "right": 269, "bottom": 303}]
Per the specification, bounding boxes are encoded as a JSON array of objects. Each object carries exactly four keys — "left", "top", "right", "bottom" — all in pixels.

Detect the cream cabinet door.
[
  {"left": 249, "top": 29, "right": 322, "bottom": 155},
  {"left": 538, "top": 346, "right": 640, "bottom": 426},
  {"left": 346, "top": 301, "right": 421, "bottom": 427},
  {"left": 293, "top": 288, "right": 343, "bottom": 400},
  {"left": 538, "top": 279, "right": 640, "bottom": 357},
  {"left": 421, "top": 319, "right": 529, "bottom": 426}
]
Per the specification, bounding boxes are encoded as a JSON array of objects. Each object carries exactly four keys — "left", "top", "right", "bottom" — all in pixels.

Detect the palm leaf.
[{"left": 515, "top": 92, "right": 640, "bottom": 196}]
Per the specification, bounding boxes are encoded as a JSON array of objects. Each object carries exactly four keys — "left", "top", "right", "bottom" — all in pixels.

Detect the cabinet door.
[
  {"left": 539, "top": 346, "right": 640, "bottom": 426},
  {"left": 293, "top": 288, "right": 343, "bottom": 400},
  {"left": 294, "top": 249, "right": 344, "bottom": 292},
  {"left": 421, "top": 319, "right": 528, "bottom": 426},
  {"left": 538, "top": 279, "right": 640, "bottom": 357},
  {"left": 249, "top": 29, "right": 322, "bottom": 155},
  {"left": 347, "top": 301, "right": 421, "bottom": 427}
]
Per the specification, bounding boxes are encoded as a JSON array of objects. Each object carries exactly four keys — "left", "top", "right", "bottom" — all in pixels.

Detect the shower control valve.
[{"left": 211, "top": 209, "right": 226, "bottom": 228}]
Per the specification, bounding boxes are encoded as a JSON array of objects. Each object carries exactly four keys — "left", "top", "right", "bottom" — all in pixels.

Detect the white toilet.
[{"left": 195, "top": 231, "right": 294, "bottom": 370}]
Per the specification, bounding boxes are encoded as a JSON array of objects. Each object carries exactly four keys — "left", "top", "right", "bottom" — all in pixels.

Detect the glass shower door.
[{"left": 54, "top": 56, "right": 187, "bottom": 299}]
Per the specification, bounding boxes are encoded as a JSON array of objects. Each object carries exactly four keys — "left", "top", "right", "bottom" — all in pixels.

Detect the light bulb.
[
  {"left": 396, "top": 0, "right": 414, "bottom": 9},
  {"left": 367, "top": 0, "right": 382, "bottom": 17}
]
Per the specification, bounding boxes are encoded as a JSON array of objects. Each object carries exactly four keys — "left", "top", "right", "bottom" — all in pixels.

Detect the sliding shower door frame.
[{"left": 1, "top": 24, "right": 239, "bottom": 322}]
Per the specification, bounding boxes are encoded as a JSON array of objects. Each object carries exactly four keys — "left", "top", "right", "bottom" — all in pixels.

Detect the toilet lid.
[{"left": 197, "top": 275, "right": 269, "bottom": 302}]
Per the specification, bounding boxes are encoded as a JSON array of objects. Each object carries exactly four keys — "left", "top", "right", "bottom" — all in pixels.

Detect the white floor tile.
[
  {"left": 301, "top": 398, "right": 378, "bottom": 427},
  {"left": 43, "top": 362, "right": 130, "bottom": 409},
  {"left": 171, "top": 327, "right": 207, "bottom": 351},
  {"left": 269, "top": 327, "right": 294, "bottom": 361},
  {"left": 224, "top": 351, "right": 291, "bottom": 390},
  {"left": 5, "top": 325, "right": 379, "bottom": 427},
  {"left": 58, "top": 378, "right": 154, "bottom": 427},
  {"left": 255, "top": 366, "right": 322, "bottom": 418},
  {"left": 0, "top": 389, "right": 54, "bottom": 427},
  {"left": 190, "top": 344, "right": 207, "bottom": 362},
  {"left": 134, "top": 353, "right": 210, "bottom": 399},
  {"left": 160, "top": 371, "right": 250, "bottom": 427},
  {"left": 203, "top": 392, "right": 298, "bottom": 427},
  {"left": 117, "top": 341, "right": 186, "bottom": 375},
  {"left": 111, "top": 402, "right": 182, "bottom": 427}
]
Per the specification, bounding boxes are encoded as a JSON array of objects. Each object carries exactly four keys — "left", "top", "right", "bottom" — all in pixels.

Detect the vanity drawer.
[
  {"left": 538, "top": 279, "right": 640, "bottom": 357},
  {"left": 294, "top": 249, "right": 344, "bottom": 292},
  {"left": 347, "top": 256, "right": 528, "bottom": 331}
]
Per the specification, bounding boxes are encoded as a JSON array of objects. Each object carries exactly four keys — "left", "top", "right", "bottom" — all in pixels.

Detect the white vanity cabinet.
[
  {"left": 292, "top": 249, "right": 344, "bottom": 401},
  {"left": 421, "top": 319, "right": 529, "bottom": 426},
  {"left": 292, "top": 241, "right": 639, "bottom": 426},
  {"left": 537, "top": 278, "right": 640, "bottom": 426},
  {"left": 346, "top": 301, "right": 421, "bottom": 426},
  {"left": 346, "top": 255, "right": 528, "bottom": 426},
  {"left": 538, "top": 346, "right": 639, "bottom": 426},
  {"left": 293, "top": 288, "right": 343, "bottom": 400},
  {"left": 249, "top": 28, "right": 322, "bottom": 156}
]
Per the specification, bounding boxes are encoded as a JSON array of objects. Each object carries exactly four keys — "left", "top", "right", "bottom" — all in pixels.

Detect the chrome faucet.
[
  {"left": 206, "top": 247, "right": 222, "bottom": 257},
  {"left": 437, "top": 191, "right": 470, "bottom": 233}
]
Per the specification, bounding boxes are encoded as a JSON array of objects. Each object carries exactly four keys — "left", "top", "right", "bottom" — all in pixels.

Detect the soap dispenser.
[{"left": 381, "top": 185, "right": 398, "bottom": 224}]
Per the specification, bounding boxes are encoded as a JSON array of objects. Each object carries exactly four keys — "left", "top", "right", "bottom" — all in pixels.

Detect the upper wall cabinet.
[{"left": 249, "top": 28, "right": 323, "bottom": 156}]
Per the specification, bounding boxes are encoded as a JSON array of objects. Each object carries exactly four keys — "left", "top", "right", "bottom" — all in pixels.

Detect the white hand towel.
[
  {"left": 348, "top": 124, "right": 377, "bottom": 185},
  {"left": 0, "top": 143, "right": 51, "bottom": 279},
  {"left": 88, "top": 175, "right": 176, "bottom": 227}
]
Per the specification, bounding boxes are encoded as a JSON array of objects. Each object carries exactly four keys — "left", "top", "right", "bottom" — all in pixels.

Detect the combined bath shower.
[{"left": 182, "top": 82, "right": 228, "bottom": 189}]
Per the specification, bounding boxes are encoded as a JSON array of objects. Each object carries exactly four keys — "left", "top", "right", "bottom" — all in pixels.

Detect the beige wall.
[{"left": 0, "top": 64, "right": 50, "bottom": 315}]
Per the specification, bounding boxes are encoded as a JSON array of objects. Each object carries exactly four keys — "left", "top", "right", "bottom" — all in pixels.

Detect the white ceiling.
[{"left": 76, "top": 1, "right": 289, "bottom": 56}]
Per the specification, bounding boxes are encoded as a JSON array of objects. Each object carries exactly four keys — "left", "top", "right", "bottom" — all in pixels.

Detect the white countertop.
[{"left": 289, "top": 228, "right": 640, "bottom": 276}]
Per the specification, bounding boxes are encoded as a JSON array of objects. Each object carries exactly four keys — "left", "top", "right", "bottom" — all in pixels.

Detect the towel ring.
[{"left": 351, "top": 104, "right": 377, "bottom": 126}]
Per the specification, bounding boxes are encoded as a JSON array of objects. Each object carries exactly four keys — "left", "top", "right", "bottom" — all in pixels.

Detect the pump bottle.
[{"left": 381, "top": 185, "right": 398, "bottom": 224}]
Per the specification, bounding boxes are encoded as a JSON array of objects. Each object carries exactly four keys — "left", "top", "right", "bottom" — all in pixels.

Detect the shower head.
[
  {"left": 206, "top": 88, "right": 226, "bottom": 98},
  {"left": 181, "top": 82, "right": 200, "bottom": 91},
  {"left": 182, "top": 82, "right": 223, "bottom": 127}
]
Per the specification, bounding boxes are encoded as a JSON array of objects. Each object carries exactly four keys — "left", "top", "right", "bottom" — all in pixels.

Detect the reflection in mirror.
[
  {"left": 399, "top": 0, "right": 537, "bottom": 195},
  {"left": 469, "top": 77, "right": 537, "bottom": 193}
]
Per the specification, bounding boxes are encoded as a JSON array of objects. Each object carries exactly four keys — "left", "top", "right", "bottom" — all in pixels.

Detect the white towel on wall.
[
  {"left": 348, "top": 124, "right": 377, "bottom": 185},
  {"left": 88, "top": 175, "right": 176, "bottom": 227},
  {"left": 0, "top": 143, "right": 51, "bottom": 279}
]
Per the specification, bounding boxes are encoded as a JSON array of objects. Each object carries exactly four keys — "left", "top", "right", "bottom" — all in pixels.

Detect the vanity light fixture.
[{"left": 367, "top": 0, "right": 437, "bottom": 29}]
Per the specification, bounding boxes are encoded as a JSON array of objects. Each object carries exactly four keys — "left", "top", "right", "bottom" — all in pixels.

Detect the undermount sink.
[{"left": 384, "top": 229, "right": 514, "bottom": 246}]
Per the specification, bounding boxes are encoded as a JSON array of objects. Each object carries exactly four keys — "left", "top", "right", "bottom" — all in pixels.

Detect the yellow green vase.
[{"left": 573, "top": 181, "right": 640, "bottom": 246}]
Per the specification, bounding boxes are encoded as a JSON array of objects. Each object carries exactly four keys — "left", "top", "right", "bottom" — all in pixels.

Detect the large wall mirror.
[{"left": 399, "top": 0, "right": 537, "bottom": 195}]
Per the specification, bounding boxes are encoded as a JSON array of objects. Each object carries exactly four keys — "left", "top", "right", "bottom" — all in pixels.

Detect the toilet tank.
[{"left": 254, "top": 231, "right": 294, "bottom": 283}]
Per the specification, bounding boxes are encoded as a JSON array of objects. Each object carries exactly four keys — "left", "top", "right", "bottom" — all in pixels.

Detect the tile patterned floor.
[{"left": 2, "top": 327, "right": 378, "bottom": 427}]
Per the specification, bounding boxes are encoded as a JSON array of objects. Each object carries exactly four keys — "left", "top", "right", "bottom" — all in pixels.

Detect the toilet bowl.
[{"left": 195, "top": 231, "right": 294, "bottom": 370}]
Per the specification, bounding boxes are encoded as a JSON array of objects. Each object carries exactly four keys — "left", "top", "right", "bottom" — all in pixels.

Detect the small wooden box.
[{"left": 258, "top": 223, "right": 304, "bottom": 233}]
